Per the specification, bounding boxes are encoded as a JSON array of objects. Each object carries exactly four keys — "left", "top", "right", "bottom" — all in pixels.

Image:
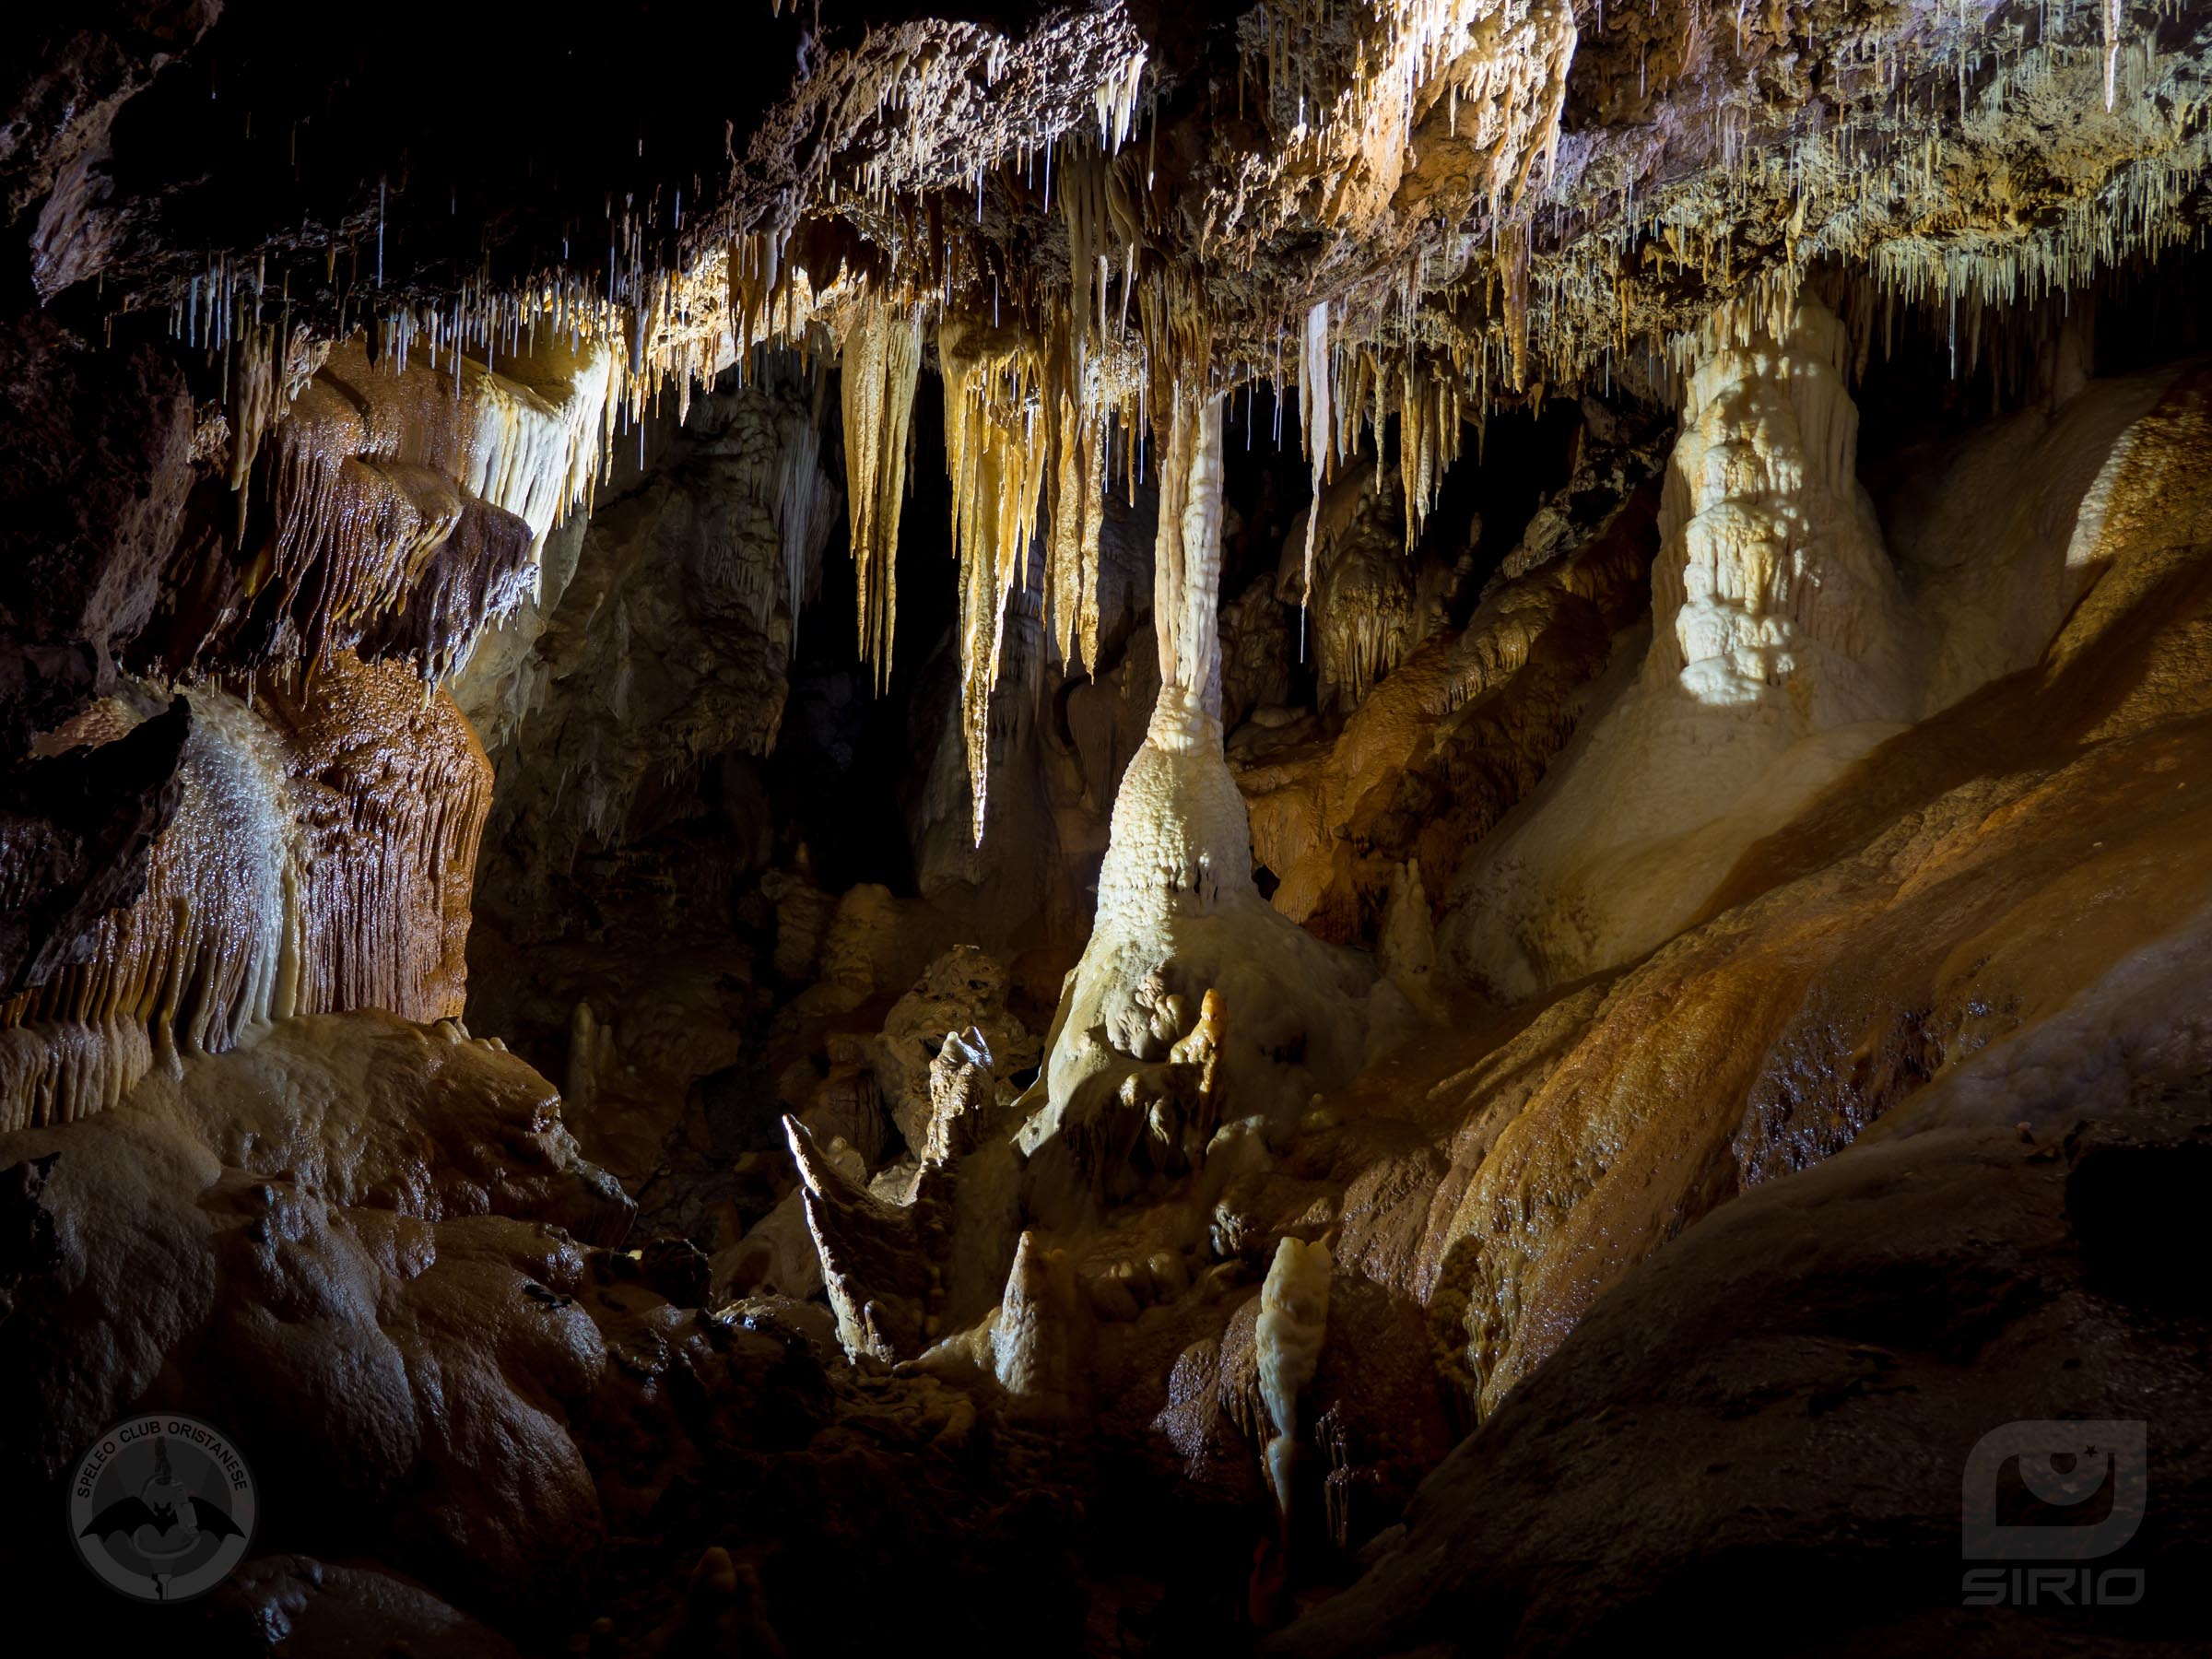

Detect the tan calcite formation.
[
  {"left": 259, "top": 656, "right": 489, "bottom": 1024},
  {"left": 939, "top": 315, "right": 1055, "bottom": 843},
  {"left": 840, "top": 294, "right": 924, "bottom": 686},
  {"left": 1237, "top": 476, "right": 1656, "bottom": 946},
  {"left": 0, "top": 653, "right": 489, "bottom": 1132}
]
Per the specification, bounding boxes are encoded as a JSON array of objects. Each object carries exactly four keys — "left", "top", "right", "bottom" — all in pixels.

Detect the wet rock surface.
[{"left": 1269, "top": 1079, "right": 2212, "bottom": 1657}]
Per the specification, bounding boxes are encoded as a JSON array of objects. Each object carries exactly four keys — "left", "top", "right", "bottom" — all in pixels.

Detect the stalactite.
[
  {"left": 940, "top": 316, "right": 1052, "bottom": 843},
  {"left": 1047, "top": 377, "right": 1109, "bottom": 678},
  {"left": 840, "top": 296, "right": 924, "bottom": 688},
  {"left": 261, "top": 337, "right": 616, "bottom": 676},
  {"left": 1298, "top": 300, "right": 1333, "bottom": 611},
  {"left": 1396, "top": 366, "right": 1462, "bottom": 550}
]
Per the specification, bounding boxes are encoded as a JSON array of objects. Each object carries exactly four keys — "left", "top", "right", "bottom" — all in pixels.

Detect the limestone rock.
[{"left": 870, "top": 946, "right": 1039, "bottom": 1154}]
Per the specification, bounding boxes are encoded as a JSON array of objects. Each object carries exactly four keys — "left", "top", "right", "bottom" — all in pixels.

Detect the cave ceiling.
[{"left": 35, "top": 1, "right": 2209, "bottom": 403}]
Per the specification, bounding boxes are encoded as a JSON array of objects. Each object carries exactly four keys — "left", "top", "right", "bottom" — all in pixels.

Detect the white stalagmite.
[
  {"left": 1256, "top": 1234, "right": 1333, "bottom": 1518},
  {"left": 1444, "top": 290, "right": 1921, "bottom": 999},
  {"left": 1019, "top": 386, "right": 1372, "bottom": 1202}
]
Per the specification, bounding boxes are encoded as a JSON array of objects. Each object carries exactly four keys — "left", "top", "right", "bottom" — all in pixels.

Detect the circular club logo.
[{"left": 69, "top": 1415, "right": 256, "bottom": 1601}]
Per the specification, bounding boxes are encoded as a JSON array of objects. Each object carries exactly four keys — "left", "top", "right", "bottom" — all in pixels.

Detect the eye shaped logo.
[
  {"left": 1961, "top": 1419, "right": 2147, "bottom": 1561},
  {"left": 68, "top": 1415, "right": 257, "bottom": 1602}
]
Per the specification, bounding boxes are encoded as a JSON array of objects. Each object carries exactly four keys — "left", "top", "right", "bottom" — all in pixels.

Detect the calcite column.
[
  {"left": 1445, "top": 291, "right": 1921, "bottom": 999},
  {"left": 1021, "top": 389, "right": 1371, "bottom": 1212},
  {"left": 1652, "top": 296, "right": 1914, "bottom": 726}
]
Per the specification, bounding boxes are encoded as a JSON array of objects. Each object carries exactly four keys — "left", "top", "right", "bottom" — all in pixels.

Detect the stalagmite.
[
  {"left": 1445, "top": 290, "right": 1919, "bottom": 998},
  {"left": 989, "top": 1230, "right": 1096, "bottom": 1418},
  {"left": 1256, "top": 1235, "right": 1332, "bottom": 1518},
  {"left": 1019, "top": 382, "right": 1372, "bottom": 1215},
  {"left": 788, "top": 1112, "right": 939, "bottom": 1363}
]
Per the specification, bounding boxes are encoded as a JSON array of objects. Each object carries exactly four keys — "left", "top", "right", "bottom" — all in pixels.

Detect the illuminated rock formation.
[
  {"left": 1024, "top": 389, "right": 1372, "bottom": 1209},
  {"left": 1445, "top": 291, "right": 1919, "bottom": 998},
  {"left": 1255, "top": 1233, "right": 1332, "bottom": 1519},
  {"left": 0, "top": 654, "right": 489, "bottom": 1132},
  {"left": 1419, "top": 365, "right": 2212, "bottom": 1418}
]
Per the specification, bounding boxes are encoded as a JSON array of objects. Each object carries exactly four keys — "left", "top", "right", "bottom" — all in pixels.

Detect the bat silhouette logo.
[
  {"left": 68, "top": 1417, "right": 258, "bottom": 1603},
  {"left": 78, "top": 1490, "right": 247, "bottom": 1546}
]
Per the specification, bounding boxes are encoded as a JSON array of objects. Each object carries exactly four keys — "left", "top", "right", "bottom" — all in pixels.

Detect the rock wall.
[{"left": 0, "top": 654, "right": 490, "bottom": 1132}]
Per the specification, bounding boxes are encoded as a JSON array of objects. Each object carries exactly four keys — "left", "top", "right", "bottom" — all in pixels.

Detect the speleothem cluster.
[{"left": 2, "top": 2, "right": 2210, "bottom": 1653}]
